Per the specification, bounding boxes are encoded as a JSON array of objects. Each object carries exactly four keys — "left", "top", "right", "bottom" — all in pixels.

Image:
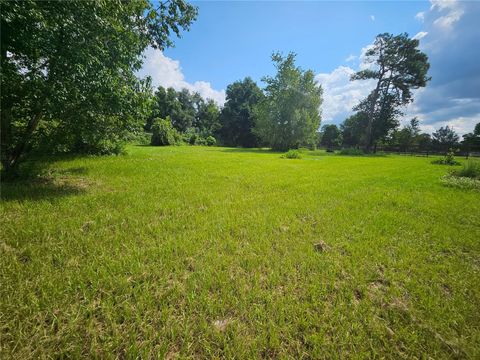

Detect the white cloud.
[
  {"left": 139, "top": 48, "right": 226, "bottom": 105},
  {"left": 413, "top": 31, "right": 428, "bottom": 40},
  {"left": 370, "top": 15, "right": 375, "bottom": 21},
  {"left": 345, "top": 54, "right": 357, "bottom": 62},
  {"left": 430, "top": 0, "right": 464, "bottom": 30},
  {"left": 358, "top": 44, "right": 376, "bottom": 70},
  {"left": 430, "top": 0, "right": 458, "bottom": 12},
  {"left": 415, "top": 11, "right": 425, "bottom": 22},
  {"left": 315, "top": 66, "right": 375, "bottom": 123},
  {"left": 418, "top": 115, "right": 479, "bottom": 135}
]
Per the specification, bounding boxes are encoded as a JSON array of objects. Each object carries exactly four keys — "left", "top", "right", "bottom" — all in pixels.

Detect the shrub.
[
  {"left": 131, "top": 132, "right": 151, "bottom": 145},
  {"left": 339, "top": 148, "right": 364, "bottom": 156},
  {"left": 431, "top": 149, "right": 461, "bottom": 165},
  {"left": 151, "top": 117, "right": 181, "bottom": 146},
  {"left": 187, "top": 132, "right": 197, "bottom": 145},
  {"left": 450, "top": 160, "right": 480, "bottom": 179},
  {"left": 195, "top": 137, "right": 207, "bottom": 146},
  {"left": 206, "top": 136, "right": 216, "bottom": 146},
  {"left": 281, "top": 149, "right": 302, "bottom": 159}
]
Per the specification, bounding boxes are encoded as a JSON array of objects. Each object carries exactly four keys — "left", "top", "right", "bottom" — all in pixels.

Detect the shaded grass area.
[{"left": 1, "top": 146, "right": 479, "bottom": 358}]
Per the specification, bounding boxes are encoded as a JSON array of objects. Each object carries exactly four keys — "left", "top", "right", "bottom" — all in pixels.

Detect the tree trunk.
[
  {"left": 364, "top": 84, "right": 380, "bottom": 153},
  {"left": 2, "top": 112, "right": 43, "bottom": 176}
]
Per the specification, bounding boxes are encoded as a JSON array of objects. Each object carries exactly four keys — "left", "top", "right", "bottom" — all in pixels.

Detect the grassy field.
[{"left": 1, "top": 146, "right": 479, "bottom": 358}]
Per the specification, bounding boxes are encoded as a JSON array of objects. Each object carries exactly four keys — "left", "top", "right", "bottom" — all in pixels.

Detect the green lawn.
[{"left": 1, "top": 146, "right": 479, "bottom": 358}]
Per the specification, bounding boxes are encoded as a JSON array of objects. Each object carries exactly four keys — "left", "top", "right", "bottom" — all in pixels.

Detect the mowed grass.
[{"left": 1, "top": 146, "right": 479, "bottom": 358}]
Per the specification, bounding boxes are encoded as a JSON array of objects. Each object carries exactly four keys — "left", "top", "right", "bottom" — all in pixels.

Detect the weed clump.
[
  {"left": 450, "top": 160, "right": 480, "bottom": 179},
  {"left": 431, "top": 149, "right": 461, "bottom": 165},
  {"left": 281, "top": 149, "right": 302, "bottom": 159},
  {"left": 441, "top": 160, "right": 480, "bottom": 191},
  {"left": 441, "top": 175, "right": 480, "bottom": 191}
]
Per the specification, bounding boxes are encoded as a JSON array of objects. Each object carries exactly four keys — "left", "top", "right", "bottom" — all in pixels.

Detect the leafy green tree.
[
  {"left": 195, "top": 99, "right": 220, "bottom": 136},
  {"left": 254, "top": 52, "right": 322, "bottom": 150},
  {"left": 146, "top": 86, "right": 167, "bottom": 130},
  {"left": 432, "top": 126, "right": 459, "bottom": 153},
  {"left": 1, "top": 0, "right": 197, "bottom": 175},
  {"left": 319, "top": 124, "right": 342, "bottom": 150},
  {"left": 172, "top": 88, "right": 196, "bottom": 132},
  {"left": 147, "top": 86, "right": 220, "bottom": 138},
  {"left": 416, "top": 133, "right": 432, "bottom": 152},
  {"left": 340, "top": 113, "right": 368, "bottom": 148},
  {"left": 393, "top": 117, "right": 421, "bottom": 152},
  {"left": 350, "top": 33, "right": 430, "bottom": 152},
  {"left": 219, "top": 77, "right": 263, "bottom": 147},
  {"left": 461, "top": 122, "right": 480, "bottom": 153}
]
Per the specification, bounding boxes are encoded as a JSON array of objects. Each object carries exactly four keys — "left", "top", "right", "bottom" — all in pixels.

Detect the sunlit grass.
[{"left": 1, "top": 146, "right": 479, "bottom": 358}]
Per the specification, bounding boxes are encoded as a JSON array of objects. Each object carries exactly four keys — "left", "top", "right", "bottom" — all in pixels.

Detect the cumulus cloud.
[
  {"left": 138, "top": 48, "right": 226, "bottom": 105},
  {"left": 316, "top": 1, "right": 479, "bottom": 135},
  {"left": 315, "top": 42, "right": 378, "bottom": 125},
  {"left": 430, "top": 0, "right": 464, "bottom": 31},
  {"left": 405, "top": 0, "right": 480, "bottom": 135},
  {"left": 315, "top": 66, "right": 375, "bottom": 124},
  {"left": 358, "top": 44, "right": 376, "bottom": 70},
  {"left": 413, "top": 31, "right": 428, "bottom": 40},
  {"left": 345, "top": 54, "right": 357, "bottom": 62},
  {"left": 415, "top": 11, "right": 425, "bottom": 22}
]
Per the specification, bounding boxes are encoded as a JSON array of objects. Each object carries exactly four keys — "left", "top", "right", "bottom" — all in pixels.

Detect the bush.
[
  {"left": 450, "top": 160, "right": 480, "bottom": 179},
  {"left": 151, "top": 117, "right": 181, "bottom": 146},
  {"left": 196, "top": 137, "right": 207, "bottom": 146},
  {"left": 281, "top": 149, "right": 302, "bottom": 159},
  {"left": 187, "top": 132, "right": 197, "bottom": 145},
  {"left": 206, "top": 136, "right": 216, "bottom": 146},
  {"left": 131, "top": 132, "right": 151, "bottom": 146},
  {"left": 431, "top": 149, "right": 461, "bottom": 165},
  {"left": 339, "top": 148, "right": 364, "bottom": 156}
]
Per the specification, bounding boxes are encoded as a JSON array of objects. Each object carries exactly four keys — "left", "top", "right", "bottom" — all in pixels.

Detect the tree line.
[
  {"left": 2, "top": 0, "right": 478, "bottom": 178},
  {"left": 320, "top": 120, "right": 480, "bottom": 154},
  {"left": 146, "top": 52, "right": 322, "bottom": 151},
  {"left": 145, "top": 32, "right": 434, "bottom": 153}
]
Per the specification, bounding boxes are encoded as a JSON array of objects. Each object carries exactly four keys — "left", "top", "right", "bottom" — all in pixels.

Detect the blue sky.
[{"left": 140, "top": 0, "right": 480, "bottom": 135}]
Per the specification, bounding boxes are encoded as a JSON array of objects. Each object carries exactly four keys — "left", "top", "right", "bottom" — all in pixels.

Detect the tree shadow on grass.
[
  {"left": 336, "top": 153, "right": 389, "bottom": 158},
  {"left": 1, "top": 164, "right": 90, "bottom": 202},
  {"left": 1, "top": 178, "right": 88, "bottom": 202},
  {"left": 220, "top": 148, "right": 283, "bottom": 155}
]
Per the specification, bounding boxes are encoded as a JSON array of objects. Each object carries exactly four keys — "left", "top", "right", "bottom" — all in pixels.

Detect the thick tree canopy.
[
  {"left": 147, "top": 86, "right": 220, "bottom": 137},
  {"left": 340, "top": 113, "right": 368, "bottom": 148},
  {"left": 350, "top": 33, "right": 430, "bottom": 151},
  {"left": 388, "top": 118, "right": 420, "bottom": 152},
  {"left": 254, "top": 52, "right": 323, "bottom": 150},
  {"left": 1, "top": 0, "right": 197, "bottom": 174},
  {"left": 461, "top": 122, "right": 480, "bottom": 153},
  {"left": 432, "top": 126, "right": 459, "bottom": 152},
  {"left": 320, "top": 124, "right": 342, "bottom": 149},
  {"left": 219, "top": 77, "right": 263, "bottom": 147}
]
